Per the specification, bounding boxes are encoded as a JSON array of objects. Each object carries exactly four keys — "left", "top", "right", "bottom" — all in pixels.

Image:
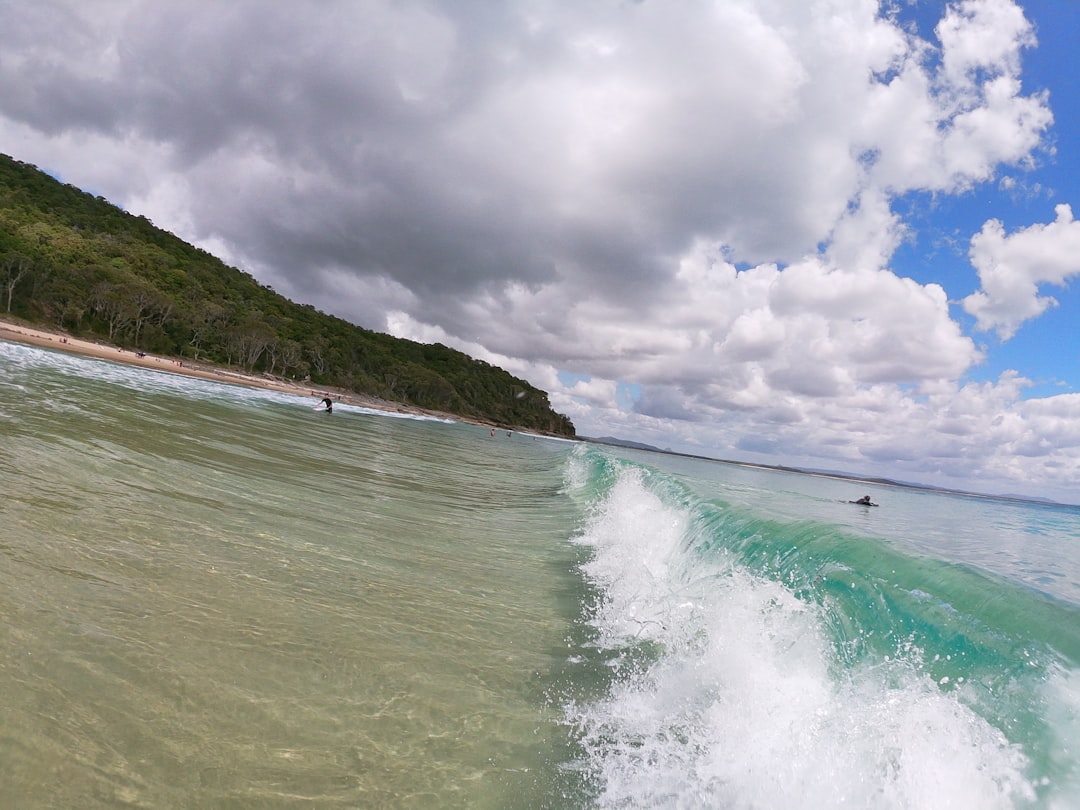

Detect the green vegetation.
[{"left": 0, "top": 153, "right": 575, "bottom": 436}]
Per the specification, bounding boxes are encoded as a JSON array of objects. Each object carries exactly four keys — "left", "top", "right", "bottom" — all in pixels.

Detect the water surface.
[{"left": 3, "top": 339, "right": 1079, "bottom": 808}]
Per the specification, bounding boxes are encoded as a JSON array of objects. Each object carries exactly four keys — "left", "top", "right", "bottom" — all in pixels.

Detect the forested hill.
[{"left": 0, "top": 153, "right": 575, "bottom": 436}]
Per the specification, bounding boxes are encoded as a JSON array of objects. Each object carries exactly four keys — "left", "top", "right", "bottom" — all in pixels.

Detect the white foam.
[
  {"left": 574, "top": 466, "right": 692, "bottom": 645},
  {"left": 567, "top": 464, "right": 1040, "bottom": 809},
  {"left": 1041, "top": 664, "right": 1080, "bottom": 809}
]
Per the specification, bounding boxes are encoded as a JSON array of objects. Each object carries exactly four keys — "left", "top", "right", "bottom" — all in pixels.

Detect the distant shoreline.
[
  {"left": 0, "top": 317, "right": 492, "bottom": 428},
  {"left": 5, "top": 317, "right": 1073, "bottom": 508},
  {"left": 584, "top": 437, "right": 1073, "bottom": 509}
]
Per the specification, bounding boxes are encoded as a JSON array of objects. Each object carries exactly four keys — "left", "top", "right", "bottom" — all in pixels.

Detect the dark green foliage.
[{"left": 0, "top": 153, "right": 575, "bottom": 436}]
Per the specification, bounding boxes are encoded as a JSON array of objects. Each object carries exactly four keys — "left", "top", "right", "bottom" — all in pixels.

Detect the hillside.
[{"left": 0, "top": 154, "right": 574, "bottom": 436}]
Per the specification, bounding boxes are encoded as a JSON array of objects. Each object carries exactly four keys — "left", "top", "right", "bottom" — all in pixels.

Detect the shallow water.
[
  {"left": 1, "top": 341, "right": 588, "bottom": 807},
  {"left": 3, "top": 339, "right": 1080, "bottom": 808}
]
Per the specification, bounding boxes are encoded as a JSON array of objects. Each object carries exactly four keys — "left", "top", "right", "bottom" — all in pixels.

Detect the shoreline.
[
  {"left": 5, "top": 318, "right": 1068, "bottom": 507},
  {"left": 0, "top": 317, "right": 490, "bottom": 427}
]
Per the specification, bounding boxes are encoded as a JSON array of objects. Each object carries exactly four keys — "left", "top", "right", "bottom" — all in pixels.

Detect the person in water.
[
  {"left": 851, "top": 495, "right": 877, "bottom": 506},
  {"left": 321, "top": 397, "right": 333, "bottom": 413}
]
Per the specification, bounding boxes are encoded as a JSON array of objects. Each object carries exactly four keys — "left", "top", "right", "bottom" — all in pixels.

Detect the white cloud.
[
  {"left": 936, "top": 0, "right": 1035, "bottom": 87},
  {"left": 566, "top": 377, "right": 619, "bottom": 409},
  {"left": 962, "top": 204, "right": 1080, "bottom": 338},
  {"left": 0, "top": 0, "right": 1074, "bottom": 496}
]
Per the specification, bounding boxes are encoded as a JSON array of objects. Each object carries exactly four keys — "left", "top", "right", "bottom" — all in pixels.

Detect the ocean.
[{"left": 2, "top": 338, "right": 1079, "bottom": 809}]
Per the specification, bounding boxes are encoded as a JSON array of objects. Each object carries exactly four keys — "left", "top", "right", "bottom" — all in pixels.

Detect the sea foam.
[{"left": 565, "top": 457, "right": 1045, "bottom": 808}]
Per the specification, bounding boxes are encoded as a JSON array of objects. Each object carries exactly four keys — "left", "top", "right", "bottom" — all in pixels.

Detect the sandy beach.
[{"left": 0, "top": 317, "right": 473, "bottom": 423}]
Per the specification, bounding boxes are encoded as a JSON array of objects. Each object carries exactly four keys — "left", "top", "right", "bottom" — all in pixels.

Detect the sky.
[{"left": 2, "top": 0, "right": 1080, "bottom": 502}]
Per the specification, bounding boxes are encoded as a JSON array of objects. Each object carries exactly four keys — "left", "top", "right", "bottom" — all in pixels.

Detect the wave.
[{"left": 561, "top": 445, "right": 1080, "bottom": 809}]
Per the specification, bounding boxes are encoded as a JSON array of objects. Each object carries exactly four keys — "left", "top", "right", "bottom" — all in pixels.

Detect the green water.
[
  {"left": 7, "top": 342, "right": 1080, "bottom": 808},
  {"left": 0, "top": 350, "right": 588, "bottom": 808}
]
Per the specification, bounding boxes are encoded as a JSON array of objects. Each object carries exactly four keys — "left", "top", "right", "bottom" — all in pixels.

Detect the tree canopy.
[{"left": 0, "top": 153, "right": 575, "bottom": 436}]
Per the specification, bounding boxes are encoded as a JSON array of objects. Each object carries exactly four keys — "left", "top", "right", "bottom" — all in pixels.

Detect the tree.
[
  {"left": 1, "top": 253, "right": 31, "bottom": 312},
  {"left": 40, "top": 273, "right": 88, "bottom": 330},
  {"left": 305, "top": 335, "right": 330, "bottom": 376},
  {"left": 89, "top": 282, "right": 131, "bottom": 340},
  {"left": 266, "top": 338, "right": 305, "bottom": 378},
  {"left": 126, "top": 281, "right": 172, "bottom": 346},
  {"left": 224, "top": 313, "right": 275, "bottom": 371},
  {"left": 188, "top": 300, "right": 227, "bottom": 360}
]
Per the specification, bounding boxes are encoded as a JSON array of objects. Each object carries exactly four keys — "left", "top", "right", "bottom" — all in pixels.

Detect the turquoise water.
[
  {"left": 2, "top": 339, "right": 1079, "bottom": 808},
  {"left": 563, "top": 450, "right": 1080, "bottom": 807}
]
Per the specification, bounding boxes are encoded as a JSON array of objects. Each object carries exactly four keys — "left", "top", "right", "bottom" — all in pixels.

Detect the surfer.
[
  {"left": 850, "top": 495, "right": 877, "bottom": 506},
  {"left": 320, "top": 397, "right": 333, "bottom": 413}
]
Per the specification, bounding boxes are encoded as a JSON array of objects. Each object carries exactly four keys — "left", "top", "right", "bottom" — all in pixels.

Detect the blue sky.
[
  {"left": 890, "top": 0, "right": 1080, "bottom": 398},
  {"left": 2, "top": 0, "right": 1080, "bottom": 500}
]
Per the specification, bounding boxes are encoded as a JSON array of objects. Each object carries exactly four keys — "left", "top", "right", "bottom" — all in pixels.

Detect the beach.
[{"left": 0, "top": 317, "right": 477, "bottom": 424}]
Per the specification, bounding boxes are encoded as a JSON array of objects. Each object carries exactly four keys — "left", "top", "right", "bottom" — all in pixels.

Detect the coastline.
[
  {"left": 6, "top": 317, "right": 1068, "bottom": 505},
  {"left": 0, "top": 317, "right": 486, "bottom": 426}
]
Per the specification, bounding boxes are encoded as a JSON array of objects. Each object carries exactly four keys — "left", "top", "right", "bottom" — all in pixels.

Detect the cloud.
[
  {"left": 578, "top": 369, "right": 1080, "bottom": 499},
  {"left": 566, "top": 377, "right": 619, "bottom": 409},
  {"left": 0, "top": 0, "right": 1073, "bottom": 496},
  {"left": 937, "top": 0, "right": 1035, "bottom": 87},
  {"left": 962, "top": 204, "right": 1080, "bottom": 338},
  {"left": 4, "top": 0, "right": 1049, "bottom": 299}
]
